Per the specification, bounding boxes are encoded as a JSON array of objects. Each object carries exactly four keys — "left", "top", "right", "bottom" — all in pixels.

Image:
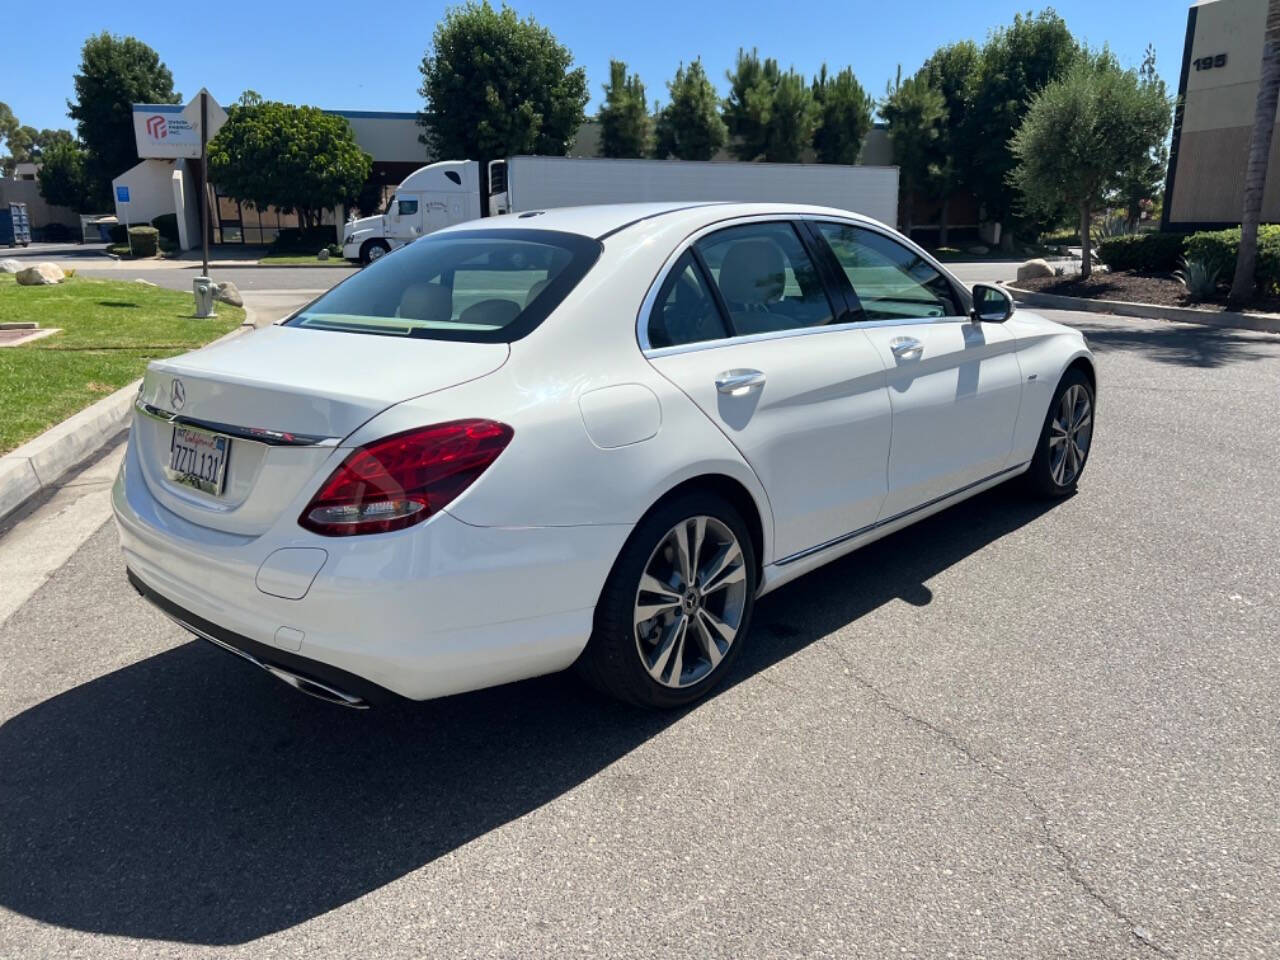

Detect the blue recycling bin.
[{"left": 0, "top": 202, "right": 31, "bottom": 247}]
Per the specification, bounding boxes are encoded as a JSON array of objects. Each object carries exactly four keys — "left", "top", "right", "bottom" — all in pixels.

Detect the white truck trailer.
[{"left": 341, "top": 156, "right": 899, "bottom": 263}]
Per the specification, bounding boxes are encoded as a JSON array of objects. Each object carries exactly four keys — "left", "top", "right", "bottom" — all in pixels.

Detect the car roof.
[{"left": 432, "top": 201, "right": 888, "bottom": 243}]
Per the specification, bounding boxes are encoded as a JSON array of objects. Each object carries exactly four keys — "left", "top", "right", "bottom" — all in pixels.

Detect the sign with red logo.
[{"left": 145, "top": 115, "right": 168, "bottom": 139}]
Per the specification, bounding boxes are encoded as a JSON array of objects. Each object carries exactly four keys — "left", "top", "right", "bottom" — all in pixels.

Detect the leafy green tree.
[
  {"left": 598, "top": 60, "right": 651, "bottom": 158},
  {"left": 653, "top": 60, "right": 728, "bottom": 161},
  {"left": 1010, "top": 53, "right": 1171, "bottom": 278},
  {"left": 418, "top": 1, "right": 588, "bottom": 166},
  {"left": 966, "top": 10, "right": 1079, "bottom": 242},
  {"left": 881, "top": 67, "right": 946, "bottom": 234},
  {"left": 920, "top": 41, "right": 980, "bottom": 244},
  {"left": 723, "top": 48, "right": 819, "bottom": 162},
  {"left": 1112, "top": 46, "right": 1168, "bottom": 231},
  {"left": 208, "top": 101, "right": 372, "bottom": 228},
  {"left": 0, "top": 103, "right": 75, "bottom": 178},
  {"left": 68, "top": 33, "right": 180, "bottom": 208},
  {"left": 37, "top": 139, "right": 95, "bottom": 212},
  {"left": 811, "top": 65, "right": 874, "bottom": 165}
]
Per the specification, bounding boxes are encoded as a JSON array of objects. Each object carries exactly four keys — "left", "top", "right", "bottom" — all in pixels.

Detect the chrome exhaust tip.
[
  {"left": 261, "top": 663, "right": 369, "bottom": 709},
  {"left": 164, "top": 611, "right": 370, "bottom": 709}
]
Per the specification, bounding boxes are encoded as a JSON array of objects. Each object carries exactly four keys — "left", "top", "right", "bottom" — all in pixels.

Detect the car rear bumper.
[{"left": 113, "top": 433, "right": 630, "bottom": 702}]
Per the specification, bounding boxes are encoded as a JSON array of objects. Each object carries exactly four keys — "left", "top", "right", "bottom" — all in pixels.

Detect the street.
[{"left": 0, "top": 305, "right": 1277, "bottom": 958}]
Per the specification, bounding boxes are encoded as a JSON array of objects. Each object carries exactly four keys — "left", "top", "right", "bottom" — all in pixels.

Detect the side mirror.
[{"left": 971, "top": 283, "right": 1014, "bottom": 323}]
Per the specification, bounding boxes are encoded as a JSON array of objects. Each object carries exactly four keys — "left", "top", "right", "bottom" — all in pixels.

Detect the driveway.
[{"left": 0, "top": 309, "right": 1276, "bottom": 959}]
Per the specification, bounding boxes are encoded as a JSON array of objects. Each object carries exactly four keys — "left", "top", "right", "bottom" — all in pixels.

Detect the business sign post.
[{"left": 135, "top": 91, "right": 227, "bottom": 310}]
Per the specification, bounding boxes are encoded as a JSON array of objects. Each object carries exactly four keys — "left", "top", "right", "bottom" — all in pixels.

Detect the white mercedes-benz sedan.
[{"left": 114, "top": 202, "right": 1095, "bottom": 710}]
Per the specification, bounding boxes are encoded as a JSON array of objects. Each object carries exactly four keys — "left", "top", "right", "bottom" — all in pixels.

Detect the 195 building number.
[{"left": 1194, "top": 53, "right": 1228, "bottom": 71}]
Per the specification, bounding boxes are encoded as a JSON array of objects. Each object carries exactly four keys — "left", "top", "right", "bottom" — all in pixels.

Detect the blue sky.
[{"left": 7, "top": 0, "right": 1186, "bottom": 133}]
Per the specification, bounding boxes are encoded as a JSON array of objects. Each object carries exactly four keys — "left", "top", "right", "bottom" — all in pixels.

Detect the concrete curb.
[
  {"left": 0, "top": 314, "right": 256, "bottom": 524},
  {"left": 1003, "top": 283, "right": 1280, "bottom": 334}
]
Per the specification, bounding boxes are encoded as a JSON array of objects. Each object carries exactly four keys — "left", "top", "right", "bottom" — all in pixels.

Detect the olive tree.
[{"left": 1010, "top": 54, "right": 1171, "bottom": 278}]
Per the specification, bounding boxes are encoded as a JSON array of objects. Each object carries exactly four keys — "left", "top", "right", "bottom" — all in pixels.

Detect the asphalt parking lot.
[{"left": 0, "top": 308, "right": 1277, "bottom": 959}]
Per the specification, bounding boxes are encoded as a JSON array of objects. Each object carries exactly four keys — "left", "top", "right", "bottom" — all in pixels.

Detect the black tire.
[
  {"left": 575, "top": 491, "right": 758, "bottom": 709},
  {"left": 359, "top": 239, "right": 390, "bottom": 265},
  {"left": 1024, "top": 367, "right": 1095, "bottom": 498}
]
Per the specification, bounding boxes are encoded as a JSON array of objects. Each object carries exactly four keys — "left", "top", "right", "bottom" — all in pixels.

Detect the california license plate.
[{"left": 166, "top": 425, "right": 230, "bottom": 496}]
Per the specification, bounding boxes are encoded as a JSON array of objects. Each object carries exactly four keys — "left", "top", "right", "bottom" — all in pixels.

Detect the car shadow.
[
  {"left": 0, "top": 485, "right": 1058, "bottom": 945},
  {"left": 1071, "top": 318, "right": 1280, "bottom": 369}
]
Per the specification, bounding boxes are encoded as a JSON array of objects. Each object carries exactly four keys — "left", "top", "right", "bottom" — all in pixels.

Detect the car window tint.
[
  {"left": 816, "top": 223, "right": 961, "bottom": 320},
  {"left": 696, "top": 222, "right": 833, "bottom": 335},
  {"left": 646, "top": 251, "right": 728, "bottom": 348},
  {"left": 288, "top": 230, "right": 600, "bottom": 343}
]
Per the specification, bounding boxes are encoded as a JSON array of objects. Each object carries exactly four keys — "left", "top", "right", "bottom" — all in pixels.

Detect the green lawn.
[
  {"left": 258, "top": 253, "right": 356, "bottom": 266},
  {"left": 0, "top": 274, "right": 243, "bottom": 454}
]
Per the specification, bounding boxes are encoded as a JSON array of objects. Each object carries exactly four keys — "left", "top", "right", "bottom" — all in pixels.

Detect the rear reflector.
[{"left": 299, "top": 419, "right": 513, "bottom": 536}]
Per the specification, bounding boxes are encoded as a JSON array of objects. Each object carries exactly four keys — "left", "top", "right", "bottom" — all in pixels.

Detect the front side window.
[
  {"left": 397, "top": 199, "right": 419, "bottom": 216},
  {"left": 647, "top": 251, "right": 728, "bottom": 348},
  {"left": 816, "top": 222, "right": 962, "bottom": 320},
  {"left": 288, "top": 229, "right": 601, "bottom": 342},
  {"left": 695, "top": 222, "right": 833, "bottom": 335}
]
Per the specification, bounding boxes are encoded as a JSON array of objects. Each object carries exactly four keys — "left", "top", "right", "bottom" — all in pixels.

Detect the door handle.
[
  {"left": 715, "top": 369, "right": 766, "bottom": 395},
  {"left": 890, "top": 336, "right": 923, "bottom": 361}
]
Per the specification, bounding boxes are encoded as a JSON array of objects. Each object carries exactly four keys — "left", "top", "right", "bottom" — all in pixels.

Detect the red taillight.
[{"left": 299, "top": 419, "right": 513, "bottom": 536}]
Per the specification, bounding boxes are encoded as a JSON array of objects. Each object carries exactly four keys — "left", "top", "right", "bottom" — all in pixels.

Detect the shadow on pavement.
[
  {"left": 0, "top": 485, "right": 1057, "bottom": 945},
  {"left": 1072, "top": 318, "right": 1280, "bottom": 369}
]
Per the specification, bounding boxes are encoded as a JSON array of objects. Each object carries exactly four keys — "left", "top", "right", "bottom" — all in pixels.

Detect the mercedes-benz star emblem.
[{"left": 170, "top": 378, "right": 186, "bottom": 411}]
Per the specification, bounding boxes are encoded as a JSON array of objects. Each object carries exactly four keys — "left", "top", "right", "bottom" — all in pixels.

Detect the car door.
[
  {"left": 643, "top": 220, "right": 892, "bottom": 562},
  {"left": 807, "top": 220, "right": 1023, "bottom": 520}
]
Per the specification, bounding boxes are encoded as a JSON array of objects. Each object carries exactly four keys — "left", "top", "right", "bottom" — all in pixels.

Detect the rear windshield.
[{"left": 288, "top": 228, "right": 602, "bottom": 342}]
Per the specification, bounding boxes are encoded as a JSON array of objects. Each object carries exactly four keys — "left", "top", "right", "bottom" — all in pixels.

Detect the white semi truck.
[{"left": 341, "top": 155, "right": 900, "bottom": 264}]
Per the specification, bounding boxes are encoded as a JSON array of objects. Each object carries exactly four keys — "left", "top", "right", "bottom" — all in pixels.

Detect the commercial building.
[
  {"left": 1165, "top": 0, "right": 1280, "bottom": 229},
  {"left": 113, "top": 101, "right": 900, "bottom": 250}
]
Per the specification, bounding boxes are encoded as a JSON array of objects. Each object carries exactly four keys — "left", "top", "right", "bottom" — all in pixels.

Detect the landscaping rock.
[
  {"left": 133, "top": 278, "right": 157, "bottom": 286},
  {"left": 0, "top": 258, "right": 21, "bottom": 274},
  {"left": 966, "top": 245, "right": 990, "bottom": 256},
  {"left": 15, "top": 262, "right": 65, "bottom": 286},
  {"left": 317, "top": 248, "right": 330, "bottom": 261},
  {"left": 1016, "top": 258, "right": 1055, "bottom": 281},
  {"left": 213, "top": 280, "right": 243, "bottom": 307}
]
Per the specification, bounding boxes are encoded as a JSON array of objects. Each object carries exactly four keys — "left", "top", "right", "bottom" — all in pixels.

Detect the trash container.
[{"left": 193, "top": 276, "right": 217, "bottom": 318}]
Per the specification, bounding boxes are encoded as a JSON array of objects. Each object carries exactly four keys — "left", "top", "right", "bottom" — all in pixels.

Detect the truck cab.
[{"left": 341, "top": 160, "right": 482, "bottom": 263}]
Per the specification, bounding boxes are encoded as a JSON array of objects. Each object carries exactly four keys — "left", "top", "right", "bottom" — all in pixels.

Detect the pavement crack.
[{"left": 821, "top": 640, "right": 1177, "bottom": 960}]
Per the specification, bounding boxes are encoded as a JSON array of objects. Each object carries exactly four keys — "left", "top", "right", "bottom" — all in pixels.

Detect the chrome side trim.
[
  {"left": 635, "top": 212, "right": 973, "bottom": 357},
  {"left": 135, "top": 399, "right": 339, "bottom": 447},
  {"left": 775, "top": 462, "right": 1030, "bottom": 566},
  {"left": 159, "top": 608, "right": 369, "bottom": 709}
]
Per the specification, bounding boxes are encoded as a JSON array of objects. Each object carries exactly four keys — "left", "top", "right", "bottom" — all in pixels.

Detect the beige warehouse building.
[{"left": 1165, "top": 0, "right": 1280, "bottom": 229}]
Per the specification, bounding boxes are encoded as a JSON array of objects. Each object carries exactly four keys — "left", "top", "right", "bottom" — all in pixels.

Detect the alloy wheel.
[
  {"left": 1048, "top": 384, "right": 1093, "bottom": 486},
  {"left": 634, "top": 516, "right": 748, "bottom": 689}
]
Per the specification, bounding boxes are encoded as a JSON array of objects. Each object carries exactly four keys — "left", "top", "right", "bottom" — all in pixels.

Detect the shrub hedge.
[
  {"left": 270, "top": 226, "right": 337, "bottom": 253},
  {"left": 1095, "top": 233, "right": 1184, "bottom": 272},
  {"left": 151, "top": 213, "right": 179, "bottom": 243},
  {"left": 128, "top": 225, "right": 159, "bottom": 258},
  {"left": 1184, "top": 225, "right": 1280, "bottom": 292}
]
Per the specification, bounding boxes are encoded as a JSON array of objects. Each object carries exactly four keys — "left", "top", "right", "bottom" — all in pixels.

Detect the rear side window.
[
  {"left": 397, "top": 199, "right": 419, "bottom": 216},
  {"left": 815, "top": 222, "right": 962, "bottom": 320},
  {"left": 695, "top": 222, "right": 833, "bottom": 335},
  {"left": 288, "top": 229, "right": 601, "bottom": 342},
  {"left": 647, "top": 251, "right": 728, "bottom": 348}
]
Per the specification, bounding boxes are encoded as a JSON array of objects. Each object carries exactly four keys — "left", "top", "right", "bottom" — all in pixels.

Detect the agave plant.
[
  {"left": 1174, "top": 257, "right": 1221, "bottom": 302},
  {"left": 1094, "top": 213, "right": 1135, "bottom": 240}
]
